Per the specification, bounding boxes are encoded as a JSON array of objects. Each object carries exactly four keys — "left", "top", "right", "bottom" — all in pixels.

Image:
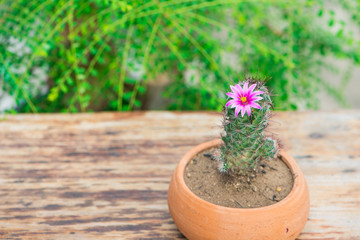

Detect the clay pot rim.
[{"left": 177, "top": 139, "right": 304, "bottom": 212}]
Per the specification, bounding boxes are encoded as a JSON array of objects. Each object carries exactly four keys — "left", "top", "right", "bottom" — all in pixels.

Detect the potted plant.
[{"left": 168, "top": 77, "right": 310, "bottom": 240}]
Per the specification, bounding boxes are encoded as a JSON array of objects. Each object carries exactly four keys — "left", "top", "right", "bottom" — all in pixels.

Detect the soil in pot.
[{"left": 184, "top": 147, "right": 294, "bottom": 208}]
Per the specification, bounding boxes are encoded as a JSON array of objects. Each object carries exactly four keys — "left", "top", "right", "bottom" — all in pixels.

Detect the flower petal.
[
  {"left": 226, "top": 99, "right": 237, "bottom": 107},
  {"left": 248, "top": 83, "right": 257, "bottom": 93},
  {"left": 249, "top": 91, "right": 264, "bottom": 98},
  {"left": 230, "top": 85, "right": 241, "bottom": 96},
  {"left": 235, "top": 84, "right": 244, "bottom": 96},
  {"left": 250, "top": 96, "right": 263, "bottom": 101},
  {"left": 235, "top": 105, "right": 241, "bottom": 117},
  {"left": 226, "top": 92, "right": 237, "bottom": 99},
  {"left": 243, "top": 82, "right": 249, "bottom": 93},
  {"left": 250, "top": 103, "right": 262, "bottom": 109},
  {"left": 241, "top": 106, "right": 246, "bottom": 117},
  {"left": 245, "top": 105, "right": 252, "bottom": 116}
]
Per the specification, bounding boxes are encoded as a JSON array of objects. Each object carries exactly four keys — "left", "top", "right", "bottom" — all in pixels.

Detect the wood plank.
[{"left": 0, "top": 111, "right": 359, "bottom": 239}]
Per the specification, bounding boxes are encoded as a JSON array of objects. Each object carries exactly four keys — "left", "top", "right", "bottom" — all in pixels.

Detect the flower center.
[{"left": 240, "top": 96, "right": 247, "bottom": 103}]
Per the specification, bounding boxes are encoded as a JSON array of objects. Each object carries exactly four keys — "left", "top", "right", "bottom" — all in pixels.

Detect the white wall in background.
[{"left": 318, "top": 1, "right": 360, "bottom": 110}]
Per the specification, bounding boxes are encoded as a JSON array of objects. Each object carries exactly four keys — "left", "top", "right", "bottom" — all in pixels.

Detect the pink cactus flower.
[{"left": 225, "top": 82, "right": 264, "bottom": 117}]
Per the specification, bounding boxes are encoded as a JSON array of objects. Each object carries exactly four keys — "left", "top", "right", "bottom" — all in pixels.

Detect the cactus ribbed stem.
[{"left": 219, "top": 78, "right": 278, "bottom": 177}]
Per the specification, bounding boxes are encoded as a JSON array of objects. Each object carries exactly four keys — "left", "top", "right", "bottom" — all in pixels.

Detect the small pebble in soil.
[
  {"left": 276, "top": 187, "right": 282, "bottom": 192},
  {"left": 187, "top": 173, "right": 191, "bottom": 177},
  {"left": 210, "top": 156, "right": 216, "bottom": 160},
  {"left": 260, "top": 163, "right": 266, "bottom": 168},
  {"left": 262, "top": 169, "right": 266, "bottom": 174},
  {"left": 203, "top": 153, "right": 212, "bottom": 157}
]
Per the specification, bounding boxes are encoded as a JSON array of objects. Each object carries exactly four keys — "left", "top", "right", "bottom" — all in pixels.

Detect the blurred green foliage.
[{"left": 0, "top": 0, "right": 359, "bottom": 113}]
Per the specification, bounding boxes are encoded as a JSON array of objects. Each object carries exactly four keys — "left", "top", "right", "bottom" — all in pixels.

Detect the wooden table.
[{"left": 0, "top": 111, "right": 359, "bottom": 239}]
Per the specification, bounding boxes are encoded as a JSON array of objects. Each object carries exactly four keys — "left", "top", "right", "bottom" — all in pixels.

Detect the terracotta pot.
[{"left": 168, "top": 139, "right": 310, "bottom": 240}]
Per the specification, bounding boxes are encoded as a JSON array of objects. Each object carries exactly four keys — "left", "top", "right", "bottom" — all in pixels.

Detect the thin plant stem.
[
  {"left": 13, "top": 1, "right": 79, "bottom": 101},
  {"left": 68, "top": 1, "right": 84, "bottom": 112},
  {"left": 182, "top": 11, "right": 295, "bottom": 68},
  {"left": 129, "top": 15, "right": 161, "bottom": 110},
  {"left": 117, "top": 16, "right": 135, "bottom": 111},
  {"left": 166, "top": 13, "right": 228, "bottom": 80}
]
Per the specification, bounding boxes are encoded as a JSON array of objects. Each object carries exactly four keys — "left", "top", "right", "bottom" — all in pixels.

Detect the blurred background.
[{"left": 0, "top": 0, "right": 359, "bottom": 113}]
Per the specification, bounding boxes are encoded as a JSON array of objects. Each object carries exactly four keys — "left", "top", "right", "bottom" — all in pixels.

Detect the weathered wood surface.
[{"left": 0, "top": 111, "right": 359, "bottom": 239}]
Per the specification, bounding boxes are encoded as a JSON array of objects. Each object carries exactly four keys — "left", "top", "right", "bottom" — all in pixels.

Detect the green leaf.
[
  {"left": 90, "top": 69, "right": 98, "bottom": 77},
  {"left": 336, "top": 29, "right": 343, "bottom": 37},
  {"left": 36, "top": 48, "right": 48, "bottom": 57},
  {"left": 110, "top": 100, "right": 118, "bottom": 109},
  {"left": 290, "top": 103, "right": 298, "bottom": 110},
  {"left": 134, "top": 99, "right": 141, "bottom": 107},
  {"left": 138, "top": 85, "right": 146, "bottom": 93},
  {"left": 70, "top": 105, "right": 78, "bottom": 113},
  {"left": 66, "top": 77, "right": 74, "bottom": 85},
  {"left": 77, "top": 74, "right": 85, "bottom": 80},
  {"left": 47, "top": 87, "right": 59, "bottom": 102},
  {"left": 123, "top": 91, "right": 132, "bottom": 101},
  {"left": 124, "top": 77, "right": 136, "bottom": 84},
  {"left": 60, "top": 84, "right": 68, "bottom": 93}
]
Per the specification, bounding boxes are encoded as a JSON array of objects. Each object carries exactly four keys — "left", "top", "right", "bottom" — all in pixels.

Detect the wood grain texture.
[{"left": 0, "top": 111, "right": 359, "bottom": 239}]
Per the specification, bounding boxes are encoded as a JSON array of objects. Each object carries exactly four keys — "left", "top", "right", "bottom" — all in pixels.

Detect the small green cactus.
[{"left": 218, "top": 77, "right": 278, "bottom": 177}]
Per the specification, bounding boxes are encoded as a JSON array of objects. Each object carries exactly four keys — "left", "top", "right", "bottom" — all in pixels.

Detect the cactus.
[{"left": 218, "top": 77, "right": 278, "bottom": 178}]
